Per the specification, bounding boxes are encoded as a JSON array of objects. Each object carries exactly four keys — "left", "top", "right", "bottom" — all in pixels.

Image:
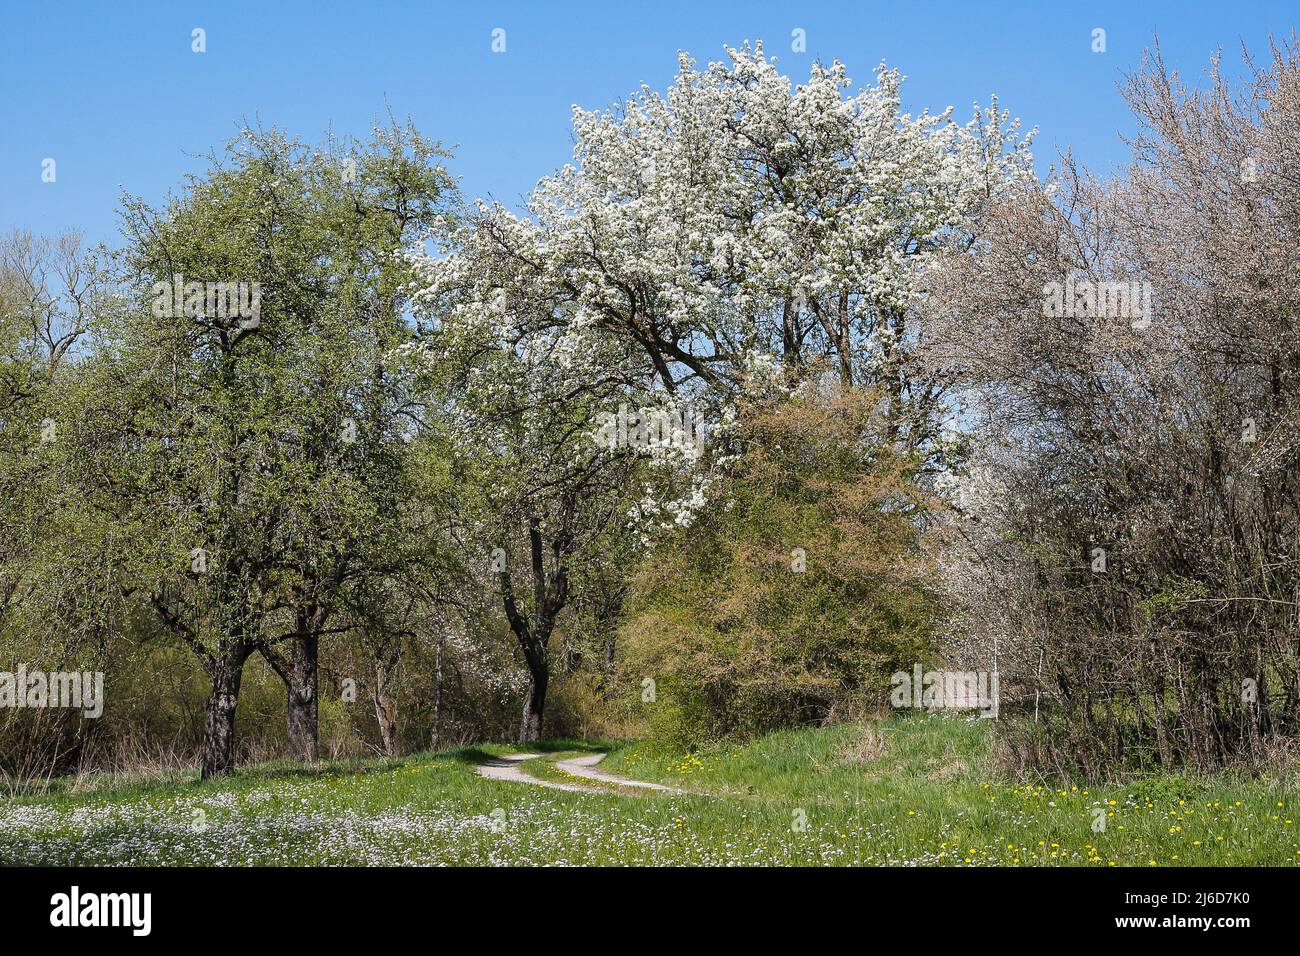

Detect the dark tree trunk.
[
  {"left": 201, "top": 647, "right": 248, "bottom": 780},
  {"left": 781, "top": 298, "right": 801, "bottom": 376},
  {"left": 520, "top": 663, "right": 547, "bottom": 743},
  {"left": 836, "top": 292, "right": 853, "bottom": 388},
  {"left": 286, "top": 631, "right": 319, "bottom": 762},
  {"left": 499, "top": 518, "right": 569, "bottom": 746}
]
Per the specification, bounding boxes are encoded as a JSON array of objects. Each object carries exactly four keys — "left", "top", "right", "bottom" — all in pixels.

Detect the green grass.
[{"left": 2, "top": 714, "right": 1297, "bottom": 865}]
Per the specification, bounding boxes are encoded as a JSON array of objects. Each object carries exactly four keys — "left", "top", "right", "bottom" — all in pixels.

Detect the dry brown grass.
[{"left": 834, "top": 723, "right": 889, "bottom": 763}]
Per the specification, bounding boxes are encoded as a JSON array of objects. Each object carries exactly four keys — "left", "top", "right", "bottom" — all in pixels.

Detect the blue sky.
[{"left": 2, "top": 1, "right": 1296, "bottom": 247}]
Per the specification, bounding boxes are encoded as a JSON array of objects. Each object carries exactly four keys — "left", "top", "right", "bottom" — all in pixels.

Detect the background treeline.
[
  {"left": 928, "top": 41, "right": 1300, "bottom": 776},
  {"left": 3, "top": 39, "right": 1300, "bottom": 785}
]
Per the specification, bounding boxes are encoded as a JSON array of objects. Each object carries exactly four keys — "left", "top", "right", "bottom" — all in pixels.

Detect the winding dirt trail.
[
  {"left": 473, "top": 753, "right": 591, "bottom": 792},
  {"left": 474, "top": 751, "right": 683, "bottom": 795},
  {"left": 554, "top": 752, "right": 682, "bottom": 793}
]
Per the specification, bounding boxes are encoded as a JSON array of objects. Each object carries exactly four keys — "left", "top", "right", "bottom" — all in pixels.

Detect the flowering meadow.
[{"left": 3, "top": 716, "right": 1295, "bottom": 867}]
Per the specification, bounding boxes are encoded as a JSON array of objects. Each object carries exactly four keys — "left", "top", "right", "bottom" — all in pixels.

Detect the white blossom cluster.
[{"left": 409, "top": 43, "right": 1034, "bottom": 397}]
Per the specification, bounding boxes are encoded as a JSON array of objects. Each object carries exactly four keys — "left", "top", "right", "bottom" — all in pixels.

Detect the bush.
[{"left": 619, "top": 387, "right": 940, "bottom": 747}]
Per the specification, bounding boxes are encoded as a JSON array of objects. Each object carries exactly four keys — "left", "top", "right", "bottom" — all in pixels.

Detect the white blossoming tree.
[{"left": 415, "top": 42, "right": 1034, "bottom": 466}]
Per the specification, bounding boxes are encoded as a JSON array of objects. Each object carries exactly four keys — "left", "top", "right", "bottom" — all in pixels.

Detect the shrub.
[{"left": 619, "top": 386, "right": 940, "bottom": 747}]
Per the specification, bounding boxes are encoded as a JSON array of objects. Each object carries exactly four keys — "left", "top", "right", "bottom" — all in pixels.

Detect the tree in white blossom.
[{"left": 413, "top": 42, "right": 1035, "bottom": 468}]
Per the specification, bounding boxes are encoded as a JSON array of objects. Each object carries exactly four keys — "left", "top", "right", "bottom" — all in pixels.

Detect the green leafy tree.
[
  {"left": 58, "top": 123, "right": 455, "bottom": 777},
  {"left": 416, "top": 321, "right": 644, "bottom": 742}
]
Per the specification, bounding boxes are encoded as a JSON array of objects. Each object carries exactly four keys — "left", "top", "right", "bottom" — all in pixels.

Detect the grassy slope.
[{"left": 1, "top": 715, "right": 1297, "bottom": 866}]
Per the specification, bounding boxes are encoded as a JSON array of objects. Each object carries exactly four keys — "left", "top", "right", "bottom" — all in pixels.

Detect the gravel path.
[
  {"left": 473, "top": 753, "right": 592, "bottom": 793},
  {"left": 554, "top": 753, "right": 683, "bottom": 793},
  {"left": 475, "top": 751, "right": 683, "bottom": 794}
]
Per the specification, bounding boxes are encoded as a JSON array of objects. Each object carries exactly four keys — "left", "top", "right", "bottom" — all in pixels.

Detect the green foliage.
[
  {"left": 619, "top": 387, "right": 941, "bottom": 747},
  {"left": 0, "top": 122, "right": 469, "bottom": 776},
  {"left": 1138, "top": 577, "right": 1211, "bottom": 618}
]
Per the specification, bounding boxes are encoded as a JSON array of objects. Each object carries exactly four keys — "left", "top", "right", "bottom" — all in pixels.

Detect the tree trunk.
[
  {"left": 286, "top": 632, "right": 319, "bottom": 762},
  {"left": 499, "top": 519, "right": 567, "bottom": 746},
  {"left": 781, "top": 298, "right": 801, "bottom": 377},
  {"left": 602, "top": 631, "right": 616, "bottom": 674},
  {"left": 836, "top": 292, "right": 853, "bottom": 388},
  {"left": 431, "top": 634, "right": 444, "bottom": 750},
  {"left": 520, "top": 664, "right": 547, "bottom": 743},
  {"left": 201, "top": 648, "right": 248, "bottom": 780},
  {"left": 373, "top": 663, "right": 398, "bottom": 756}
]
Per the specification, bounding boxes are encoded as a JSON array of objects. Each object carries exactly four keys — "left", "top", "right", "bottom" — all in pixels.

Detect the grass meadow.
[{"left": 3, "top": 715, "right": 1296, "bottom": 866}]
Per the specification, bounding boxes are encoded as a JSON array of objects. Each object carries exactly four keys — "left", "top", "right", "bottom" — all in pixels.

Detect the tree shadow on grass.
[{"left": 16, "top": 738, "right": 637, "bottom": 802}]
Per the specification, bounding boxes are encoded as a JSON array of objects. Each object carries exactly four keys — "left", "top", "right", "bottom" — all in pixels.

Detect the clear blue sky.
[{"left": 2, "top": 0, "right": 1296, "bottom": 247}]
